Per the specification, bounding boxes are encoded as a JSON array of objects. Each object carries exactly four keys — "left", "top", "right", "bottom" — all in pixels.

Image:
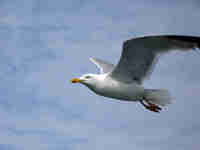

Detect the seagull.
[{"left": 71, "top": 35, "right": 200, "bottom": 113}]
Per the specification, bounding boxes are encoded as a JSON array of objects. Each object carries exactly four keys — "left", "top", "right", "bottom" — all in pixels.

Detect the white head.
[{"left": 71, "top": 73, "right": 100, "bottom": 88}]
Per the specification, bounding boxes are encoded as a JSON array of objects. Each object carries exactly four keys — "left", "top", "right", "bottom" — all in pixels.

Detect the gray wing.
[
  {"left": 110, "top": 35, "right": 200, "bottom": 84},
  {"left": 90, "top": 57, "right": 115, "bottom": 74}
]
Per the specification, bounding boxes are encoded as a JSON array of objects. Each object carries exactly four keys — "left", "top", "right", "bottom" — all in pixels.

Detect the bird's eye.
[{"left": 85, "top": 76, "right": 91, "bottom": 79}]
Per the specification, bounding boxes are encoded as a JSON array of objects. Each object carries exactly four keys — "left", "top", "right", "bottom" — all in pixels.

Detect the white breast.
[{"left": 92, "top": 75, "right": 145, "bottom": 101}]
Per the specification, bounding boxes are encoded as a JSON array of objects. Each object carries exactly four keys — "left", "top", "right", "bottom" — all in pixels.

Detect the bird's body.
[
  {"left": 85, "top": 74, "right": 144, "bottom": 101},
  {"left": 71, "top": 35, "right": 200, "bottom": 112}
]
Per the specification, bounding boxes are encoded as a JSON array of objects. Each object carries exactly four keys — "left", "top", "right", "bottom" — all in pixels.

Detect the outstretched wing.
[
  {"left": 90, "top": 57, "right": 115, "bottom": 74},
  {"left": 110, "top": 35, "right": 200, "bottom": 84}
]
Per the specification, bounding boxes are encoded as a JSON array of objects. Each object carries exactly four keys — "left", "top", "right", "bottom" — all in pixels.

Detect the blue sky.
[{"left": 0, "top": 0, "right": 200, "bottom": 150}]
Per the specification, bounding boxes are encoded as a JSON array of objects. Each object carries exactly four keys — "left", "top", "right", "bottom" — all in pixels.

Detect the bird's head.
[{"left": 71, "top": 73, "right": 99, "bottom": 86}]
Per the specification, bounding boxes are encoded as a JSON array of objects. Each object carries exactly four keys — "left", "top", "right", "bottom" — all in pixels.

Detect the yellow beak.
[{"left": 71, "top": 78, "right": 82, "bottom": 83}]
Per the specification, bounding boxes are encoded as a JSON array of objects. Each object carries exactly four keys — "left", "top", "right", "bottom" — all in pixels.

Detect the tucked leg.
[{"left": 140, "top": 100, "right": 162, "bottom": 113}]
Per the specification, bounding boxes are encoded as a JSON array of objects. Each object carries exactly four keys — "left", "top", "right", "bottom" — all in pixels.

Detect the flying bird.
[{"left": 71, "top": 35, "right": 200, "bottom": 113}]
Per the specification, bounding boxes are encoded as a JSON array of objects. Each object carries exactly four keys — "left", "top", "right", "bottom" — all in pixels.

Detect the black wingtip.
[{"left": 166, "top": 35, "right": 200, "bottom": 50}]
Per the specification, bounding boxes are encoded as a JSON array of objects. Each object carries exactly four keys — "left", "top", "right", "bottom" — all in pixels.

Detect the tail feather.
[{"left": 144, "top": 89, "right": 172, "bottom": 106}]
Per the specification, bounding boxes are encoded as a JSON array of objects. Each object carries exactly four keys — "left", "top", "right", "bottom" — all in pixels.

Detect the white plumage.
[{"left": 72, "top": 35, "right": 200, "bottom": 112}]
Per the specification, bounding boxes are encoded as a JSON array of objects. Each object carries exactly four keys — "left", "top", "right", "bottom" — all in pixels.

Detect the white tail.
[{"left": 144, "top": 89, "right": 172, "bottom": 106}]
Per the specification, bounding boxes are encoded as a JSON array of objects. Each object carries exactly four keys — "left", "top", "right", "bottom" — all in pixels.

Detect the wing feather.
[
  {"left": 110, "top": 35, "right": 200, "bottom": 83},
  {"left": 90, "top": 57, "right": 115, "bottom": 74}
]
